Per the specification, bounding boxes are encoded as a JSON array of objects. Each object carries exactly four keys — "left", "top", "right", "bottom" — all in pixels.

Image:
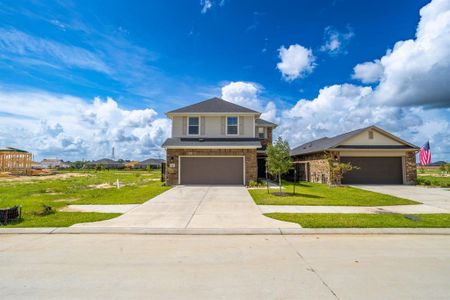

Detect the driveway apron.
[{"left": 73, "top": 186, "right": 298, "bottom": 229}]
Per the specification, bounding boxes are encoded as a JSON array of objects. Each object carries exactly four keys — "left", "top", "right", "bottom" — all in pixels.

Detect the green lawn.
[
  {"left": 250, "top": 181, "right": 419, "bottom": 206},
  {"left": 265, "top": 213, "right": 450, "bottom": 228},
  {"left": 417, "top": 176, "right": 450, "bottom": 187},
  {"left": 0, "top": 170, "right": 170, "bottom": 227}
]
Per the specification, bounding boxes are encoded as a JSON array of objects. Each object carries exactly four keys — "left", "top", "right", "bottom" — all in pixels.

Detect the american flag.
[{"left": 419, "top": 141, "right": 431, "bottom": 166}]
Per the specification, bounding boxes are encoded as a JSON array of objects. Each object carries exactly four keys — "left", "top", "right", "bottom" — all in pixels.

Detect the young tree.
[
  {"left": 326, "top": 153, "right": 359, "bottom": 186},
  {"left": 266, "top": 137, "right": 292, "bottom": 194}
]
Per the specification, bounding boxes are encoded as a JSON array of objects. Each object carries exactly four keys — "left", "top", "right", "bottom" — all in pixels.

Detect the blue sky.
[{"left": 0, "top": 0, "right": 449, "bottom": 161}]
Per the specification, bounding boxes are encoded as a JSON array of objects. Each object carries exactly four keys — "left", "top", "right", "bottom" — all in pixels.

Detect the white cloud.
[
  {"left": 276, "top": 84, "right": 450, "bottom": 161},
  {"left": 0, "top": 28, "right": 110, "bottom": 73},
  {"left": 320, "top": 26, "right": 354, "bottom": 55},
  {"left": 0, "top": 89, "right": 170, "bottom": 161},
  {"left": 352, "top": 60, "right": 383, "bottom": 83},
  {"left": 277, "top": 44, "right": 315, "bottom": 81},
  {"left": 354, "top": 0, "right": 450, "bottom": 107},
  {"left": 221, "top": 81, "right": 278, "bottom": 123},
  {"left": 200, "top": 0, "right": 212, "bottom": 14}
]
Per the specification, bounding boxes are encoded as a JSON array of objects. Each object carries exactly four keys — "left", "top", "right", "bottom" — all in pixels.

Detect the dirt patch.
[
  {"left": 54, "top": 198, "right": 80, "bottom": 203},
  {"left": 0, "top": 172, "right": 89, "bottom": 182},
  {"left": 88, "top": 183, "right": 114, "bottom": 189}
]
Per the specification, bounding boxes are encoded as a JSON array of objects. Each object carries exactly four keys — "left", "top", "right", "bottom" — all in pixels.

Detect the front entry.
[{"left": 179, "top": 156, "right": 244, "bottom": 185}]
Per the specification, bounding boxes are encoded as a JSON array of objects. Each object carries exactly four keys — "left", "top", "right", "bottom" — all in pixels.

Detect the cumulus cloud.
[
  {"left": 352, "top": 60, "right": 384, "bottom": 83},
  {"left": 221, "top": 81, "right": 278, "bottom": 123},
  {"left": 277, "top": 84, "right": 450, "bottom": 160},
  {"left": 320, "top": 26, "right": 354, "bottom": 55},
  {"left": 277, "top": 44, "right": 315, "bottom": 81},
  {"left": 354, "top": 0, "right": 450, "bottom": 107},
  {"left": 0, "top": 89, "right": 169, "bottom": 161}
]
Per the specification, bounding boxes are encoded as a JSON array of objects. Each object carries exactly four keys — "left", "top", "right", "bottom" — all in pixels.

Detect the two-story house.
[{"left": 162, "top": 97, "right": 277, "bottom": 185}]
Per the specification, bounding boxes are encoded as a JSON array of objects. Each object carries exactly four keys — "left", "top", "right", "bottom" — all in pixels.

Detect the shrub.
[{"left": 33, "top": 204, "right": 54, "bottom": 216}]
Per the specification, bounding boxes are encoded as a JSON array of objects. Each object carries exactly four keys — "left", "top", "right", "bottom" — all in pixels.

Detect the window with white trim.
[
  {"left": 227, "top": 116, "right": 238, "bottom": 135},
  {"left": 258, "top": 127, "right": 265, "bottom": 139},
  {"left": 188, "top": 117, "right": 199, "bottom": 135}
]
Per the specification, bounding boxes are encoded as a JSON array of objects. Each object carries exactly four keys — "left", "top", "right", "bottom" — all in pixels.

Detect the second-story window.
[
  {"left": 227, "top": 116, "right": 238, "bottom": 135},
  {"left": 188, "top": 117, "right": 199, "bottom": 135},
  {"left": 258, "top": 127, "right": 265, "bottom": 139}
]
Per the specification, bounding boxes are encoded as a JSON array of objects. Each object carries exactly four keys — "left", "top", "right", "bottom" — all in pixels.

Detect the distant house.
[
  {"left": 124, "top": 160, "right": 140, "bottom": 169},
  {"left": 40, "top": 159, "right": 70, "bottom": 169},
  {"left": 86, "top": 158, "right": 125, "bottom": 169},
  {"left": 0, "top": 147, "right": 32, "bottom": 174},
  {"left": 418, "top": 161, "right": 447, "bottom": 167},
  {"left": 137, "top": 158, "right": 165, "bottom": 169}
]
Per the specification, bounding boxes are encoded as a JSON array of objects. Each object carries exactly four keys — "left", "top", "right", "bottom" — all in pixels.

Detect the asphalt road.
[{"left": 1, "top": 234, "right": 449, "bottom": 299}]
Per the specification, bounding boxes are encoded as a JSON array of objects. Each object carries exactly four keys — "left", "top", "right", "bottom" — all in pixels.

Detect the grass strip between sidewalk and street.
[{"left": 265, "top": 213, "right": 450, "bottom": 228}]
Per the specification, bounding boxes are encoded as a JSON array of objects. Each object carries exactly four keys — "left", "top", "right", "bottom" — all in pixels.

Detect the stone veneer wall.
[
  {"left": 165, "top": 148, "right": 257, "bottom": 185},
  {"left": 405, "top": 151, "right": 417, "bottom": 184},
  {"left": 292, "top": 152, "right": 333, "bottom": 185}
]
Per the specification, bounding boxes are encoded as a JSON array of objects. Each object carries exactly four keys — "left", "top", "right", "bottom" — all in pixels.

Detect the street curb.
[{"left": 1, "top": 227, "right": 450, "bottom": 235}]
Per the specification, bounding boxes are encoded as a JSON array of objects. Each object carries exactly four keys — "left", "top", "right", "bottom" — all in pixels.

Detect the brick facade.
[
  {"left": 165, "top": 148, "right": 257, "bottom": 185},
  {"left": 405, "top": 151, "right": 417, "bottom": 184}
]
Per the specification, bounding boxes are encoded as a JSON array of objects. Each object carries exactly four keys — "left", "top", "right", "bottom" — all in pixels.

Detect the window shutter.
[
  {"left": 221, "top": 117, "right": 226, "bottom": 135},
  {"left": 182, "top": 117, "right": 187, "bottom": 135},
  {"left": 200, "top": 116, "right": 206, "bottom": 135},
  {"left": 239, "top": 116, "right": 244, "bottom": 135}
]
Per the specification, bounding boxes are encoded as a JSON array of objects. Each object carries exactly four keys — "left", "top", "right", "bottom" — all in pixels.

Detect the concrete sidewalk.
[
  {"left": 259, "top": 204, "right": 449, "bottom": 214},
  {"left": 72, "top": 185, "right": 298, "bottom": 229}
]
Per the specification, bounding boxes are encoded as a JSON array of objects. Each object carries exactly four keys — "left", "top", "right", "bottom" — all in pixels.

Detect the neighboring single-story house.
[
  {"left": 86, "top": 158, "right": 125, "bottom": 169},
  {"left": 137, "top": 158, "right": 165, "bottom": 169},
  {"left": 290, "top": 126, "right": 419, "bottom": 185},
  {"left": 40, "top": 159, "right": 70, "bottom": 169}
]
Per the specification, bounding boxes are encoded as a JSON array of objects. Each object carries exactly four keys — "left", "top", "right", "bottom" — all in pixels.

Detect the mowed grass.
[
  {"left": 0, "top": 170, "right": 170, "bottom": 227},
  {"left": 250, "top": 181, "right": 419, "bottom": 206},
  {"left": 265, "top": 213, "right": 450, "bottom": 228},
  {"left": 417, "top": 176, "right": 450, "bottom": 187}
]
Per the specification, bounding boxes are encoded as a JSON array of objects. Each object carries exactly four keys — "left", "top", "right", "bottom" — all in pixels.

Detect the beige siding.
[
  {"left": 341, "top": 129, "right": 403, "bottom": 146},
  {"left": 339, "top": 150, "right": 409, "bottom": 157},
  {"left": 172, "top": 116, "right": 184, "bottom": 137},
  {"left": 171, "top": 115, "right": 255, "bottom": 137}
]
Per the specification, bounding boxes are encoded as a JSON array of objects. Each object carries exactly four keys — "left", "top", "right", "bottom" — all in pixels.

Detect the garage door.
[
  {"left": 180, "top": 157, "right": 244, "bottom": 185},
  {"left": 341, "top": 157, "right": 403, "bottom": 184}
]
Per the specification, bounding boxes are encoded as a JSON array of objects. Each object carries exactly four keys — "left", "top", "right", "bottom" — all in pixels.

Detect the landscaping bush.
[{"left": 33, "top": 204, "right": 54, "bottom": 216}]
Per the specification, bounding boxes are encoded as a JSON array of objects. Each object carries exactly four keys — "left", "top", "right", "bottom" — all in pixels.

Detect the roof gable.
[
  {"left": 166, "top": 97, "right": 260, "bottom": 114},
  {"left": 291, "top": 125, "right": 418, "bottom": 156}
]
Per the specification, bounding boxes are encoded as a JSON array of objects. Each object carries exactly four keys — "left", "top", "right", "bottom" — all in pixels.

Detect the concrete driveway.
[
  {"left": 354, "top": 185, "right": 450, "bottom": 210},
  {"left": 74, "top": 186, "right": 298, "bottom": 229}
]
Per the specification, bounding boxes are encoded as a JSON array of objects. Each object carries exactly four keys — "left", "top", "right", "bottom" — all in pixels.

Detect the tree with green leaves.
[
  {"left": 266, "top": 137, "right": 292, "bottom": 194},
  {"left": 326, "top": 153, "right": 359, "bottom": 186}
]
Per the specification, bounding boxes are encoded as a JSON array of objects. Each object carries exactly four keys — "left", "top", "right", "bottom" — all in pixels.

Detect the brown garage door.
[
  {"left": 341, "top": 157, "right": 403, "bottom": 184},
  {"left": 180, "top": 157, "right": 244, "bottom": 185}
]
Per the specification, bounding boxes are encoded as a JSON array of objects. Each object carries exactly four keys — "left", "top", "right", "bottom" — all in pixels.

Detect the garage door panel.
[
  {"left": 341, "top": 157, "right": 403, "bottom": 184},
  {"left": 180, "top": 157, "right": 244, "bottom": 185}
]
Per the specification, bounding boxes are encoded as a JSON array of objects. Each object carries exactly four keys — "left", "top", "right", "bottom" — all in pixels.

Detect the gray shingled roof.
[
  {"left": 139, "top": 158, "right": 165, "bottom": 165},
  {"left": 166, "top": 97, "right": 260, "bottom": 114},
  {"left": 290, "top": 126, "right": 417, "bottom": 156},
  {"left": 255, "top": 118, "right": 277, "bottom": 127},
  {"left": 162, "top": 137, "right": 261, "bottom": 148}
]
